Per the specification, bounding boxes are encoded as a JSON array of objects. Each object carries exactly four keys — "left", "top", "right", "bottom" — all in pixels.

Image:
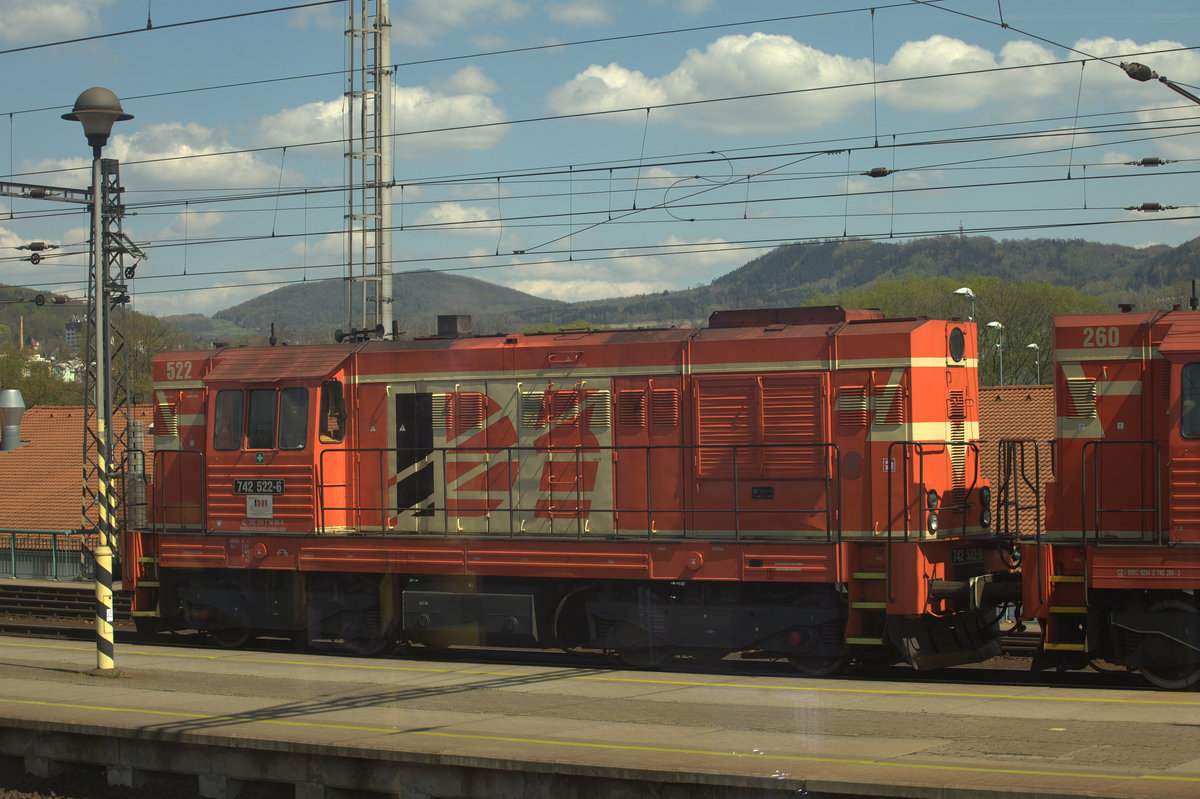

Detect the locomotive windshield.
[
  {"left": 1182, "top": 363, "right": 1200, "bottom": 439},
  {"left": 214, "top": 387, "right": 309, "bottom": 450}
]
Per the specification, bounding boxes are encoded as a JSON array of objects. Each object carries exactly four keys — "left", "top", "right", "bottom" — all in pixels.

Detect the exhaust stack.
[{"left": 0, "top": 389, "right": 25, "bottom": 452}]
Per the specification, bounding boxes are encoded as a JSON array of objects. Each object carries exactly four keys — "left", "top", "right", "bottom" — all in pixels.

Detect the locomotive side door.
[{"left": 513, "top": 380, "right": 615, "bottom": 537}]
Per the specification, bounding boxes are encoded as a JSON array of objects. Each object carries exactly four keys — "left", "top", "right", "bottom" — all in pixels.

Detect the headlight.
[
  {"left": 927, "top": 511, "right": 939, "bottom": 534},
  {"left": 980, "top": 486, "right": 992, "bottom": 509},
  {"left": 926, "top": 489, "right": 940, "bottom": 510},
  {"left": 981, "top": 507, "right": 992, "bottom": 528}
]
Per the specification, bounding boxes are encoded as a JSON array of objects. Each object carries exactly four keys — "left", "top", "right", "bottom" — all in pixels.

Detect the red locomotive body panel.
[
  {"left": 127, "top": 307, "right": 1004, "bottom": 672},
  {"left": 1019, "top": 309, "right": 1200, "bottom": 688}
]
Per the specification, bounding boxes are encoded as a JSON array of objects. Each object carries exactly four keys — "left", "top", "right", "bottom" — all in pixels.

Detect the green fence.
[{"left": 0, "top": 530, "right": 98, "bottom": 581}]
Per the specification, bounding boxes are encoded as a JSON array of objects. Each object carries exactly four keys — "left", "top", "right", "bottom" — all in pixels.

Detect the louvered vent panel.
[
  {"left": 155, "top": 401, "right": 179, "bottom": 437},
  {"left": 697, "top": 378, "right": 756, "bottom": 477},
  {"left": 548, "top": 390, "right": 579, "bottom": 427},
  {"left": 1067, "top": 377, "right": 1098, "bottom": 418},
  {"left": 762, "top": 377, "right": 822, "bottom": 476},
  {"left": 617, "top": 390, "right": 647, "bottom": 427},
  {"left": 948, "top": 390, "right": 967, "bottom": 490},
  {"left": 521, "top": 391, "right": 546, "bottom": 428},
  {"left": 585, "top": 390, "right": 612, "bottom": 428},
  {"left": 651, "top": 389, "right": 680, "bottom": 427},
  {"left": 431, "top": 394, "right": 449, "bottom": 430},
  {"left": 837, "top": 386, "right": 868, "bottom": 426},
  {"left": 457, "top": 392, "right": 485, "bottom": 429},
  {"left": 875, "top": 382, "right": 905, "bottom": 424}
]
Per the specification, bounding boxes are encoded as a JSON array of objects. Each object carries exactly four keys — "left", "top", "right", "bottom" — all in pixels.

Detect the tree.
[
  {"left": 123, "top": 312, "right": 196, "bottom": 405},
  {"left": 0, "top": 349, "right": 81, "bottom": 406},
  {"left": 832, "top": 275, "right": 1108, "bottom": 385}
]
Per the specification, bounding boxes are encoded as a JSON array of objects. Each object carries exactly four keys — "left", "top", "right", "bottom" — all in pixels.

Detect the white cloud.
[
  {"left": 392, "top": 0, "right": 528, "bottom": 47},
  {"left": 431, "top": 65, "right": 499, "bottom": 95},
  {"left": 160, "top": 209, "right": 226, "bottom": 240},
  {"left": 676, "top": 0, "right": 712, "bottom": 14},
  {"left": 546, "top": 33, "right": 875, "bottom": 134},
  {"left": 1133, "top": 106, "right": 1200, "bottom": 160},
  {"left": 414, "top": 202, "right": 500, "bottom": 234},
  {"left": 546, "top": 1, "right": 611, "bottom": 25},
  {"left": 498, "top": 235, "right": 756, "bottom": 301},
  {"left": 0, "top": 0, "right": 114, "bottom": 43},
  {"left": 1073, "top": 37, "right": 1200, "bottom": 94},
  {"left": 113, "top": 123, "right": 282, "bottom": 189},
  {"left": 256, "top": 81, "right": 509, "bottom": 158},
  {"left": 879, "top": 35, "right": 1062, "bottom": 112}
]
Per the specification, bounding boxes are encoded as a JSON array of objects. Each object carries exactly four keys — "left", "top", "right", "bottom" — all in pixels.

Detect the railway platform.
[{"left": 0, "top": 632, "right": 1198, "bottom": 799}]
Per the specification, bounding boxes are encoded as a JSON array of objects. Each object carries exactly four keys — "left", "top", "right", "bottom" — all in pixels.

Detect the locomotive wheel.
[
  {"left": 788, "top": 654, "right": 847, "bottom": 677},
  {"left": 210, "top": 626, "right": 253, "bottom": 648},
  {"left": 1139, "top": 598, "right": 1200, "bottom": 691},
  {"left": 610, "top": 621, "right": 667, "bottom": 668}
]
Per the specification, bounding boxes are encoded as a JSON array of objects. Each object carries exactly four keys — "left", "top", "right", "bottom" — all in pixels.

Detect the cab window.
[
  {"left": 278, "top": 387, "right": 309, "bottom": 449},
  {"left": 213, "top": 390, "right": 244, "bottom": 450},
  {"left": 1183, "top": 364, "right": 1200, "bottom": 439},
  {"left": 247, "top": 389, "right": 277, "bottom": 449},
  {"left": 319, "top": 379, "right": 346, "bottom": 443}
]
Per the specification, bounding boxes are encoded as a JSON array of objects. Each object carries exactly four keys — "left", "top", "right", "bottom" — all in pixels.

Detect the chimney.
[
  {"left": 438, "top": 315, "right": 473, "bottom": 338},
  {"left": 0, "top": 389, "right": 25, "bottom": 452}
]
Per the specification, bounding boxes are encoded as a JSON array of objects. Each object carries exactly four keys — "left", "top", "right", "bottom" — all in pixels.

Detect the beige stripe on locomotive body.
[{"left": 350, "top": 355, "right": 977, "bottom": 386}]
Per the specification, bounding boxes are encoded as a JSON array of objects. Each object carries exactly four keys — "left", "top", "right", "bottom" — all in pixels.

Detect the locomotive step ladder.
[
  {"left": 846, "top": 569, "right": 887, "bottom": 646},
  {"left": 1043, "top": 572, "right": 1087, "bottom": 651}
]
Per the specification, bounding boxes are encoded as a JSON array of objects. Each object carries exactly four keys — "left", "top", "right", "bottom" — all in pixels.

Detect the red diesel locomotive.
[
  {"left": 126, "top": 306, "right": 1007, "bottom": 673},
  {"left": 999, "top": 307, "right": 1200, "bottom": 689}
]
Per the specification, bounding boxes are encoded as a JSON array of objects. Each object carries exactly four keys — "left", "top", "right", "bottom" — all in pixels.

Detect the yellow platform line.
[
  {"left": 2, "top": 638, "right": 1198, "bottom": 707},
  {"left": 0, "top": 695, "right": 1197, "bottom": 786}
]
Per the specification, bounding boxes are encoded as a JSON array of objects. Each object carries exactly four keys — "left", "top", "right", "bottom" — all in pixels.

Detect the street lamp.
[
  {"left": 953, "top": 286, "right": 975, "bottom": 322},
  {"left": 63, "top": 87, "right": 131, "bottom": 675},
  {"left": 986, "top": 321, "right": 1004, "bottom": 385},
  {"left": 1027, "top": 342, "right": 1040, "bottom": 384}
]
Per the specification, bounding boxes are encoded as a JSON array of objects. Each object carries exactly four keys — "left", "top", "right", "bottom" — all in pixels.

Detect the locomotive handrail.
[
  {"left": 151, "top": 449, "right": 207, "bottom": 535},
  {"left": 995, "top": 438, "right": 1043, "bottom": 604},
  {"left": 316, "top": 442, "right": 843, "bottom": 541},
  {"left": 1080, "top": 439, "right": 1162, "bottom": 545},
  {"left": 885, "top": 440, "right": 984, "bottom": 605}
]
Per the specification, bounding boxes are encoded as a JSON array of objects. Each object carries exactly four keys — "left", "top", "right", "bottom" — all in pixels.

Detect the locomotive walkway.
[{"left": 0, "top": 631, "right": 1197, "bottom": 798}]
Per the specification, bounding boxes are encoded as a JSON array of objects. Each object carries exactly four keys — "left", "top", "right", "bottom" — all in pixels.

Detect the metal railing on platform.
[{"left": 0, "top": 530, "right": 98, "bottom": 581}]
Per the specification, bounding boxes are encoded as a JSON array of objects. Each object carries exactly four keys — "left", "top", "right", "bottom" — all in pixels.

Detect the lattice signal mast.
[
  {"left": 81, "top": 158, "right": 147, "bottom": 557},
  {"left": 345, "top": 0, "right": 393, "bottom": 338}
]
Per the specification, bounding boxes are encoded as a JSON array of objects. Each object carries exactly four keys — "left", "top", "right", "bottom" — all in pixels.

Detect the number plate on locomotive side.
[
  {"left": 951, "top": 546, "right": 984, "bottom": 565},
  {"left": 233, "top": 478, "right": 285, "bottom": 495}
]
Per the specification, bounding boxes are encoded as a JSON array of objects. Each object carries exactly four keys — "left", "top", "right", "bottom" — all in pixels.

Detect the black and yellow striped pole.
[{"left": 64, "top": 88, "right": 132, "bottom": 675}]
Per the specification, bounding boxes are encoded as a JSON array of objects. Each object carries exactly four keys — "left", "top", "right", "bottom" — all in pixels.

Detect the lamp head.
[
  {"left": 62, "top": 87, "right": 132, "bottom": 151},
  {"left": 953, "top": 287, "right": 975, "bottom": 299},
  {"left": 986, "top": 321, "right": 1003, "bottom": 331},
  {"left": 1026, "top": 343, "right": 1039, "bottom": 351}
]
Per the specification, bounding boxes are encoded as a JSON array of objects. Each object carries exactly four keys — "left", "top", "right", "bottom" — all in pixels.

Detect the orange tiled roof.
[
  {"left": 977, "top": 385, "right": 1055, "bottom": 536},
  {"left": 0, "top": 405, "right": 154, "bottom": 531}
]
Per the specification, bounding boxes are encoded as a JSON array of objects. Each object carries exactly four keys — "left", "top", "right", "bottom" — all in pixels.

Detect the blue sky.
[{"left": 1, "top": 0, "right": 1198, "bottom": 318}]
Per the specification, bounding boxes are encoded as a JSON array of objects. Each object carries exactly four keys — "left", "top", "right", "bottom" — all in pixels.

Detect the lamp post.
[
  {"left": 63, "top": 87, "right": 132, "bottom": 675},
  {"left": 1027, "top": 342, "right": 1040, "bottom": 384},
  {"left": 953, "top": 286, "right": 975, "bottom": 322},
  {"left": 987, "top": 321, "right": 1004, "bottom": 385}
]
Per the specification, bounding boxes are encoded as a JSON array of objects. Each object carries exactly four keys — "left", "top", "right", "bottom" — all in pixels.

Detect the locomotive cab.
[{"left": 1031, "top": 310, "right": 1200, "bottom": 688}]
